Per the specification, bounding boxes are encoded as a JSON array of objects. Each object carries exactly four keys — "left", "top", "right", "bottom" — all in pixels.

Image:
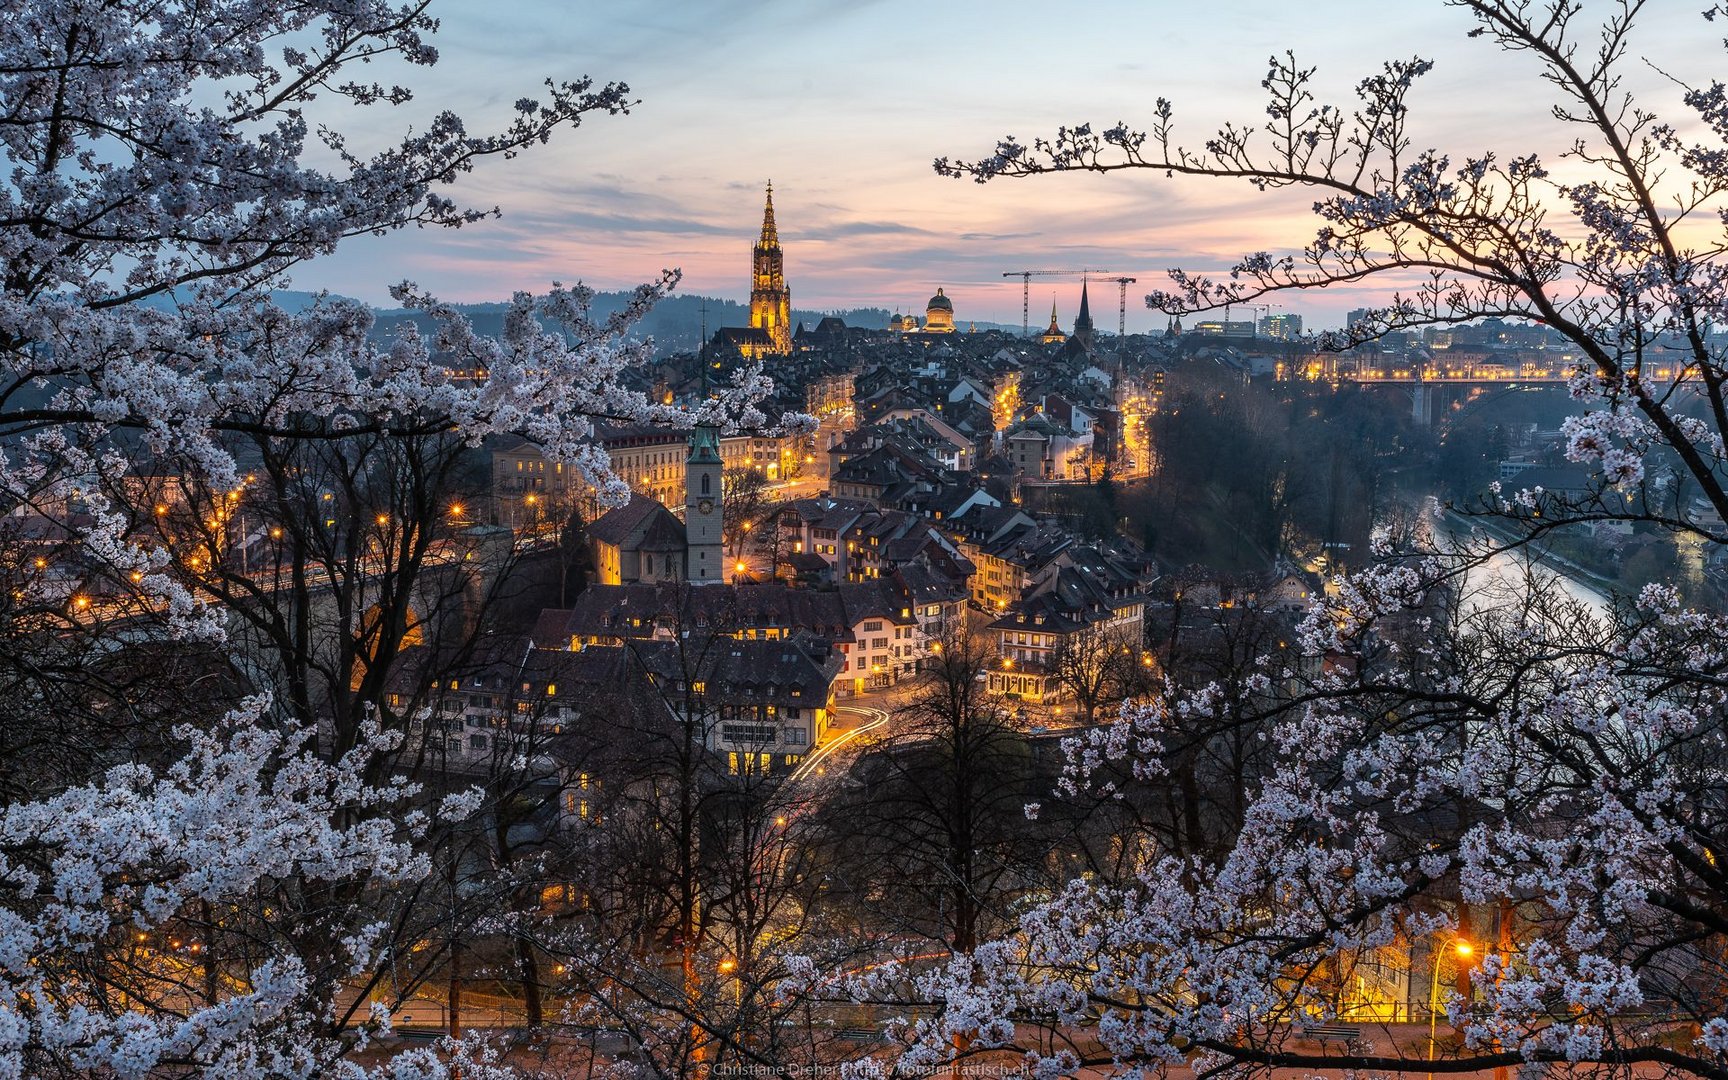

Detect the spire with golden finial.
[
  {"left": 749, "top": 179, "right": 791, "bottom": 354},
  {"left": 759, "top": 180, "right": 778, "bottom": 247},
  {"left": 1041, "top": 297, "right": 1066, "bottom": 343}
]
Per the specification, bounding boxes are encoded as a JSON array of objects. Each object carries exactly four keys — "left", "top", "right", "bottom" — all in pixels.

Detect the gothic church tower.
[{"left": 749, "top": 182, "right": 792, "bottom": 355}]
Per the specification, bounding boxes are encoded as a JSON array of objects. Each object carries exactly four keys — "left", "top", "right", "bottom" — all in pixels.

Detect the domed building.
[
  {"left": 923, "top": 287, "right": 956, "bottom": 333},
  {"left": 1040, "top": 300, "right": 1067, "bottom": 344}
]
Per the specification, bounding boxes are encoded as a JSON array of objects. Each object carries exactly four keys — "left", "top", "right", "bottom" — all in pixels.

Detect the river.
[{"left": 1435, "top": 510, "right": 1612, "bottom": 623}]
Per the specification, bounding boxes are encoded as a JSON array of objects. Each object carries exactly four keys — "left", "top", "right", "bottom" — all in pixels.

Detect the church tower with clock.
[{"left": 685, "top": 421, "right": 725, "bottom": 584}]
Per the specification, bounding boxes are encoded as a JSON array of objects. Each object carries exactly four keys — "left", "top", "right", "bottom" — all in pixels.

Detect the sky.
[{"left": 302, "top": 1, "right": 1726, "bottom": 331}]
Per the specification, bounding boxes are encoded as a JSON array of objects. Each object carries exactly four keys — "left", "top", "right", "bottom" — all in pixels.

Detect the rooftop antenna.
[{"left": 698, "top": 299, "right": 710, "bottom": 400}]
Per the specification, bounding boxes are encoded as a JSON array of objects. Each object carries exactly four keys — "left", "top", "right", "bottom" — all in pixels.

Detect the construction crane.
[
  {"left": 1244, "top": 302, "right": 1286, "bottom": 338},
  {"left": 1002, "top": 269, "right": 1113, "bottom": 336},
  {"left": 1112, "top": 276, "right": 1139, "bottom": 337}
]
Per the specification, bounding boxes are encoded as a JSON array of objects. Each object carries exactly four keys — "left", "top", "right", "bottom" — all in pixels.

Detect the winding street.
[{"left": 786, "top": 703, "right": 890, "bottom": 789}]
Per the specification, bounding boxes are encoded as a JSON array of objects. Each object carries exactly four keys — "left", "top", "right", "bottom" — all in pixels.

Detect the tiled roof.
[
  {"left": 559, "top": 582, "right": 856, "bottom": 641},
  {"left": 589, "top": 493, "right": 682, "bottom": 547}
]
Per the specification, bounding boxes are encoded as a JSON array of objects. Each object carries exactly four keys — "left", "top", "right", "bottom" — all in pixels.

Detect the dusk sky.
[{"left": 305, "top": 2, "right": 1724, "bottom": 331}]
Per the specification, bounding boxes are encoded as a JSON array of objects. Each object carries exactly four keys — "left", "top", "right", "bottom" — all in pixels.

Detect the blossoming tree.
[
  {"left": 0, "top": 2, "right": 791, "bottom": 1077},
  {"left": 916, "top": 2, "right": 1728, "bottom": 1077}
]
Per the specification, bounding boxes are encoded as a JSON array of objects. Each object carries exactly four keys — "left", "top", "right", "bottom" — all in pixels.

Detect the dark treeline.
[{"left": 1036, "top": 366, "right": 1584, "bottom": 574}]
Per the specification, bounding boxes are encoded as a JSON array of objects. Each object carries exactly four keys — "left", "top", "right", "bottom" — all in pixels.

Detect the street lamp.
[
  {"left": 718, "top": 957, "right": 742, "bottom": 1008},
  {"left": 1429, "top": 937, "right": 1475, "bottom": 1079}
]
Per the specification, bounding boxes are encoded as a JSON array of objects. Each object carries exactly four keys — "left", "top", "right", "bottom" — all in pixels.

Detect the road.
[{"left": 787, "top": 703, "right": 889, "bottom": 789}]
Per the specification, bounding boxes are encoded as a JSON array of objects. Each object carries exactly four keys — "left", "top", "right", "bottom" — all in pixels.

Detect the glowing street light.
[{"left": 1429, "top": 937, "right": 1476, "bottom": 1078}]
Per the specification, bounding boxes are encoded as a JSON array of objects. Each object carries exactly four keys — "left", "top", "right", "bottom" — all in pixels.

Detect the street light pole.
[{"left": 1429, "top": 936, "right": 1474, "bottom": 1080}]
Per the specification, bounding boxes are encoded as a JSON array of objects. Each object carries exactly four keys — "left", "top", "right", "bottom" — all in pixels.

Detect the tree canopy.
[{"left": 914, "top": 4, "right": 1728, "bottom": 1078}]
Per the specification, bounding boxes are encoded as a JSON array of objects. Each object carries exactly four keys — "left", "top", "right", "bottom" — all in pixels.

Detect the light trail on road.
[{"left": 787, "top": 704, "right": 888, "bottom": 785}]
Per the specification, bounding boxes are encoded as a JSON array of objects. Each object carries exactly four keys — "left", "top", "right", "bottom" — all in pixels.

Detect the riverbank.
[
  {"left": 1443, "top": 509, "right": 1620, "bottom": 593},
  {"left": 1438, "top": 508, "right": 1615, "bottom": 617}
]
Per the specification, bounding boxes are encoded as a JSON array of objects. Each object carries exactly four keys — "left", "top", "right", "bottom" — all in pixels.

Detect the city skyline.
[{"left": 303, "top": 2, "right": 1722, "bottom": 330}]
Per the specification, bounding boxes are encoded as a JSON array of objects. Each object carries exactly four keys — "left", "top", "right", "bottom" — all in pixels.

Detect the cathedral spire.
[
  {"left": 748, "top": 180, "right": 791, "bottom": 355},
  {"left": 759, "top": 180, "right": 779, "bottom": 248},
  {"left": 1075, "top": 279, "right": 1094, "bottom": 340}
]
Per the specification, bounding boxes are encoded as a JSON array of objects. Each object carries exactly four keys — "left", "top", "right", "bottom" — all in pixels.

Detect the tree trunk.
[
  {"left": 516, "top": 936, "right": 544, "bottom": 1028},
  {"left": 1179, "top": 761, "right": 1204, "bottom": 854},
  {"left": 200, "top": 898, "right": 218, "bottom": 1007},
  {"left": 447, "top": 944, "right": 462, "bottom": 1040}
]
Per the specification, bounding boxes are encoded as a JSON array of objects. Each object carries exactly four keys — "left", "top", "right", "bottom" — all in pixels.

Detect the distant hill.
[
  {"left": 367, "top": 292, "right": 905, "bottom": 352},
  {"left": 133, "top": 288, "right": 366, "bottom": 314},
  {"left": 145, "top": 289, "right": 1018, "bottom": 347}
]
